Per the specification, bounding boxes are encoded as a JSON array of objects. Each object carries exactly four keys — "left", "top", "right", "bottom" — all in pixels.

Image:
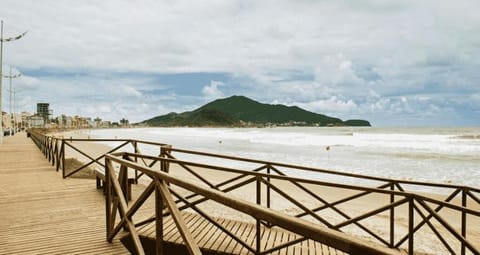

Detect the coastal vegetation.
[{"left": 142, "top": 95, "right": 370, "bottom": 127}]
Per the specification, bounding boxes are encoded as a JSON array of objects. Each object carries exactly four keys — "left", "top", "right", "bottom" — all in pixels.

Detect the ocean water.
[{"left": 89, "top": 127, "right": 480, "bottom": 190}]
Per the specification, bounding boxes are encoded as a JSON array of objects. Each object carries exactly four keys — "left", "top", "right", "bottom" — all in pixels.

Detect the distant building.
[
  {"left": 94, "top": 117, "right": 102, "bottom": 128},
  {"left": 120, "top": 118, "right": 129, "bottom": 127},
  {"left": 21, "top": 112, "right": 31, "bottom": 129},
  {"left": 86, "top": 118, "right": 94, "bottom": 128},
  {"left": 27, "top": 115, "right": 45, "bottom": 128},
  {"left": 1, "top": 112, "right": 8, "bottom": 135},
  {"left": 101, "top": 121, "right": 111, "bottom": 128},
  {"left": 66, "top": 116, "right": 73, "bottom": 128},
  {"left": 26, "top": 107, "right": 112, "bottom": 130},
  {"left": 56, "top": 114, "right": 68, "bottom": 128},
  {"left": 37, "top": 103, "right": 50, "bottom": 124},
  {"left": 2, "top": 111, "right": 11, "bottom": 130}
]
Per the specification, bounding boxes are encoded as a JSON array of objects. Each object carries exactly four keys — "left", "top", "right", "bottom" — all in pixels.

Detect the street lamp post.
[
  {"left": 13, "top": 87, "right": 16, "bottom": 132},
  {"left": 12, "top": 87, "right": 23, "bottom": 132},
  {"left": 4, "top": 66, "right": 21, "bottom": 135},
  {"left": 0, "top": 20, "right": 27, "bottom": 144}
]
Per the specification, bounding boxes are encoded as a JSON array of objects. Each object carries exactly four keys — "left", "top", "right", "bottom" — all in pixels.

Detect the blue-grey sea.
[{"left": 89, "top": 127, "right": 480, "bottom": 190}]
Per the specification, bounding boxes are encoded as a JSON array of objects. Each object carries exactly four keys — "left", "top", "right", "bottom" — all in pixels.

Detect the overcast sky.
[{"left": 1, "top": 0, "right": 479, "bottom": 126}]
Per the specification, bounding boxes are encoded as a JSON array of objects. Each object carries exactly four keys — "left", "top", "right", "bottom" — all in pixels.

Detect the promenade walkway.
[
  {"left": 0, "top": 133, "right": 353, "bottom": 255},
  {"left": 4, "top": 131, "right": 477, "bottom": 254},
  {"left": 0, "top": 133, "right": 128, "bottom": 254}
]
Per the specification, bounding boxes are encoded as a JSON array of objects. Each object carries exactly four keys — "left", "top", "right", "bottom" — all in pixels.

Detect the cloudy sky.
[{"left": 1, "top": 0, "right": 479, "bottom": 126}]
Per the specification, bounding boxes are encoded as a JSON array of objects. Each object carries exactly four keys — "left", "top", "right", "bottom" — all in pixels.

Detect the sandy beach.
[{"left": 51, "top": 129, "right": 480, "bottom": 254}]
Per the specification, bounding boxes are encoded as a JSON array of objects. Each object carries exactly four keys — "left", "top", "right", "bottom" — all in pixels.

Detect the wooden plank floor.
[
  {"left": 0, "top": 133, "right": 128, "bottom": 254},
  {"left": 137, "top": 212, "right": 346, "bottom": 255},
  {"left": 0, "top": 133, "right": 351, "bottom": 254}
]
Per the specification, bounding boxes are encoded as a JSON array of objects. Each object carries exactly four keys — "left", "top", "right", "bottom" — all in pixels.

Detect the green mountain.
[{"left": 142, "top": 95, "right": 371, "bottom": 127}]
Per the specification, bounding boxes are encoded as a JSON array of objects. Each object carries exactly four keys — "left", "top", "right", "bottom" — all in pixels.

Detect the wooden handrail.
[
  {"left": 27, "top": 129, "right": 480, "bottom": 255},
  {"left": 110, "top": 152, "right": 480, "bottom": 209},
  {"left": 106, "top": 154, "right": 403, "bottom": 255},
  {"left": 108, "top": 153, "right": 480, "bottom": 255}
]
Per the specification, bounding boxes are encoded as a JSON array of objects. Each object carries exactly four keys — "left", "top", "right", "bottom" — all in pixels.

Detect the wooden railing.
[
  {"left": 107, "top": 151, "right": 479, "bottom": 255},
  {"left": 28, "top": 129, "right": 480, "bottom": 255},
  {"left": 28, "top": 129, "right": 169, "bottom": 179},
  {"left": 105, "top": 152, "right": 404, "bottom": 255},
  {"left": 160, "top": 147, "right": 480, "bottom": 255}
]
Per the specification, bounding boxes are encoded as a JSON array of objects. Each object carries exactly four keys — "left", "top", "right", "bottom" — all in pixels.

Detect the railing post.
[
  {"left": 160, "top": 145, "right": 171, "bottom": 173},
  {"left": 155, "top": 179, "right": 164, "bottom": 255},
  {"left": 61, "top": 140, "right": 66, "bottom": 178},
  {"left": 105, "top": 157, "right": 112, "bottom": 240},
  {"left": 267, "top": 165, "right": 271, "bottom": 210},
  {"left": 133, "top": 141, "right": 138, "bottom": 184},
  {"left": 55, "top": 138, "right": 60, "bottom": 168},
  {"left": 133, "top": 141, "right": 138, "bottom": 163},
  {"left": 408, "top": 196, "right": 414, "bottom": 255},
  {"left": 461, "top": 187, "right": 467, "bottom": 255},
  {"left": 131, "top": 140, "right": 138, "bottom": 164},
  {"left": 51, "top": 138, "right": 56, "bottom": 165},
  {"left": 52, "top": 138, "right": 55, "bottom": 164},
  {"left": 44, "top": 136, "right": 48, "bottom": 159},
  {"left": 42, "top": 135, "right": 46, "bottom": 156},
  {"left": 390, "top": 182, "right": 395, "bottom": 248},
  {"left": 55, "top": 138, "right": 60, "bottom": 171},
  {"left": 44, "top": 135, "right": 47, "bottom": 156},
  {"left": 121, "top": 154, "right": 130, "bottom": 203},
  {"left": 49, "top": 137, "right": 53, "bottom": 163},
  {"left": 256, "top": 175, "right": 261, "bottom": 255},
  {"left": 46, "top": 137, "right": 50, "bottom": 161},
  {"left": 51, "top": 138, "right": 56, "bottom": 166},
  {"left": 48, "top": 137, "right": 52, "bottom": 163}
]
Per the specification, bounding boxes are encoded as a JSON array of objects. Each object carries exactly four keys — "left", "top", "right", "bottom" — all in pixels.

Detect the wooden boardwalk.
[
  {"left": 136, "top": 212, "right": 346, "bottom": 255},
  {"left": 0, "top": 133, "right": 129, "bottom": 254},
  {"left": 2, "top": 132, "right": 406, "bottom": 255},
  {"left": 0, "top": 133, "right": 344, "bottom": 255},
  {"left": 21, "top": 130, "right": 480, "bottom": 254}
]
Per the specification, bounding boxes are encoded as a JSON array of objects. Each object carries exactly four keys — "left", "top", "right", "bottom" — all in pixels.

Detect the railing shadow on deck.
[{"left": 29, "top": 129, "right": 480, "bottom": 255}]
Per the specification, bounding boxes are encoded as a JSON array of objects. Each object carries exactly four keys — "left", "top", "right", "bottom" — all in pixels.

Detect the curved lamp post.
[{"left": 0, "top": 20, "right": 27, "bottom": 144}]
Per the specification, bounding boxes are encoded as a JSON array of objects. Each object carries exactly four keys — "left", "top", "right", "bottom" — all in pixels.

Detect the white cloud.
[
  {"left": 202, "top": 80, "right": 224, "bottom": 98},
  {"left": 471, "top": 94, "right": 480, "bottom": 102},
  {"left": 1, "top": 0, "right": 475, "bottom": 75},
  {"left": 297, "top": 96, "right": 358, "bottom": 114},
  {"left": 0, "top": 0, "right": 479, "bottom": 125},
  {"left": 113, "top": 85, "right": 143, "bottom": 98},
  {"left": 15, "top": 75, "right": 40, "bottom": 90}
]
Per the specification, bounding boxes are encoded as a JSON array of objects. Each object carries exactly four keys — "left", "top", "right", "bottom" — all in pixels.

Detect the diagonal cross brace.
[{"left": 63, "top": 140, "right": 130, "bottom": 178}]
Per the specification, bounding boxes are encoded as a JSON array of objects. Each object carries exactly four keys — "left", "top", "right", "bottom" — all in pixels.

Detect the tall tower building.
[{"left": 37, "top": 103, "right": 50, "bottom": 123}]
